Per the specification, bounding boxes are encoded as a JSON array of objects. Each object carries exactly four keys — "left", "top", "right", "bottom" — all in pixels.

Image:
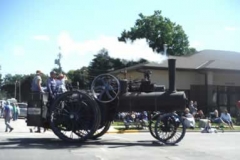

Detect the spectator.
[
  {"left": 211, "top": 110, "right": 223, "bottom": 123},
  {"left": 182, "top": 108, "right": 195, "bottom": 129},
  {"left": 3, "top": 101, "right": 14, "bottom": 132},
  {"left": 194, "top": 110, "right": 205, "bottom": 121},
  {"left": 123, "top": 113, "right": 133, "bottom": 129},
  {"left": 194, "top": 101, "right": 198, "bottom": 109},
  {"left": 0, "top": 101, "right": 3, "bottom": 118},
  {"left": 12, "top": 103, "right": 17, "bottom": 121},
  {"left": 16, "top": 104, "right": 20, "bottom": 120},
  {"left": 220, "top": 109, "right": 234, "bottom": 129},
  {"left": 189, "top": 100, "right": 197, "bottom": 116}
]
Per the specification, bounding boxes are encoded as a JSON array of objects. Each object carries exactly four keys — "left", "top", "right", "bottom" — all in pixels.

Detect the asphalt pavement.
[{"left": 0, "top": 118, "right": 240, "bottom": 160}]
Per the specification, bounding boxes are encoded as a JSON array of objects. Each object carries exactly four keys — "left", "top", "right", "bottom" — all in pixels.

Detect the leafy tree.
[
  {"left": 67, "top": 67, "right": 89, "bottom": 89},
  {"left": 88, "top": 48, "right": 115, "bottom": 82},
  {"left": 1, "top": 84, "right": 15, "bottom": 98},
  {"left": 0, "top": 74, "right": 3, "bottom": 87},
  {"left": 0, "top": 73, "right": 49, "bottom": 102},
  {"left": 0, "top": 90, "right": 7, "bottom": 99},
  {"left": 87, "top": 48, "right": 149, "bottom": 83},
  {"left": 125, "top": 58, "right": 148, "bottom": 67},
  {"left": 51, "top": 67, "right": 66, "bottom": 75},
  {"left": 118, "top": 10, "right": 196, "bottom": 56},
  {"left": 3, "top": 74, "right": 23, "bottom": 85}
]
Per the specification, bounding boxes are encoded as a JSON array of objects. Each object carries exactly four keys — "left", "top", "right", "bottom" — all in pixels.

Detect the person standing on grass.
[{"left": 3, "top": 101, "right": 14, "bottom": 132}]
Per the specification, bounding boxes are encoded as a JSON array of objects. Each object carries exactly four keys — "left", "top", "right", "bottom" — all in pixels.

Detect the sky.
[{"left": 0, "top": 0, "right": 239, "bottom": 77}]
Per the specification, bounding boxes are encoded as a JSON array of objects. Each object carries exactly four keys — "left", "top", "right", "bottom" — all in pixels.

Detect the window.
[
  {"left": 17, "top": 104, "right": 27, "bottom": 108},
  {"left": 229, "top": 94, "right": 240, "bottom": 106},
  {"left": 219, "top": 93, "right": 227, "bottom": 106}
]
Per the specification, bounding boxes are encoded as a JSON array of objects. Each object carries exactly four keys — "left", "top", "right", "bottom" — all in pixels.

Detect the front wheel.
[
  {"left": 154, "top": 113, "right": 186, "bottom": 145},
  {"left": 149, "top": 113, "right": 161, "bottom": 140}
]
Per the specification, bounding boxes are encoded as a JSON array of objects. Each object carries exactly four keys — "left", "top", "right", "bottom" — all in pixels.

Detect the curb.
[
  {"left": 107, "top": 127, "right": 240, "bottom": 134},
  {"left": 106, "top": 130, "right": 141, "bottom": 134},
  {"left": 106, "top": 130, "right": 240, "bottom": 134}
]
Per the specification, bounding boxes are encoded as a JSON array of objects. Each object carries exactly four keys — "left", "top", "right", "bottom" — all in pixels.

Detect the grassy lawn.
[
  {"left": 112, "top": 121, "right": 125, "bottom": 126},
  {"left": 112, "top": 121, "right": 240, "bottom": 131}
]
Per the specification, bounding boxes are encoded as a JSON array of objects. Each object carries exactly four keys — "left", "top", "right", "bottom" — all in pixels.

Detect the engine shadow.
[{"left": 0, "top": 138, "right": 178, "bottom": 150}]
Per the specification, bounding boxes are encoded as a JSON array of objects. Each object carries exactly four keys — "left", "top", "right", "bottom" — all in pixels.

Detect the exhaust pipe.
[
  {"left": 163, "top": 44, "right": 176, "bottom": 93},
  {"left": 168, "top": 59, "right": 176, "bottom": 92}
]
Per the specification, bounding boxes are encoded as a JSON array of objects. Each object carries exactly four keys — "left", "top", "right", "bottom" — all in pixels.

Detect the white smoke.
[{"left": 58, "top": 32, "right": 168, "bottom": 65}]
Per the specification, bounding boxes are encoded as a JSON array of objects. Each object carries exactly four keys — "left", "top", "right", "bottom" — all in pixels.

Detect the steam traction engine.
[{"left": 26, "top": 58, "right": 188, "bottom": 145}]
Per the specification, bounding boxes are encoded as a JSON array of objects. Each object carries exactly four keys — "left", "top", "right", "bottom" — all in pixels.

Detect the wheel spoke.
[
  {"left": 154, "top": 113, "right": 186, "bottom": 145},
  {"left": 99, "top": 90, "right": 105, "bottom": 100},
  {"left": 94, "top": 85, "right": 103, "bottom": 91},
  {"left": 106, "top": 90, "right": 113, "bottom": 99},
  {"left": 91, "top": 74, "right": 120, "bottom": 103},
  {"left": 111, "top": 89, "right": 117, "bottom": 96},
  {"left": 101, "top": 77, "right": 107, "bottom": 86}
]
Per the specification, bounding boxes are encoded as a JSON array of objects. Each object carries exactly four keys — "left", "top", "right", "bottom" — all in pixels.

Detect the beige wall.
[
  {"left": 115, "top": 69, "right": 205, "bottom": 90},
  {"left": 213, "top": 72, "right": 240, "bottom": 86},
  {"left": 114, "top": 69, "right": 240, "bottom": 90}
]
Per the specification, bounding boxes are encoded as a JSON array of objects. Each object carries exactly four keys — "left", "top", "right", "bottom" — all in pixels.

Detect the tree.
[
  {"left": 0, "top": 72, "right": 49, "bottom": 102},
  {"left": 67, "top": 67, "right": 89, "bottom": 89},
  {"left": 125, "top": 58, "right": 148, "bottom": 67},
  {"left": 118, "top": 10, "right": 196, "bottom": 56},
  {"left": 51, "top": 67, "right": 66, "bottom": 75},
  {"left": 88, "top": 48, "right": 115, "bottom": 82},
  {"left": 87, "top": 48, "right": 149, "bottom": 83},
  {"left": 3, "top": 74, "right": 23, "bottom": 85},
  {"left": 0, "top": 74, "right": 3, "bottom": 88},
  {"left": 0, "top": 90, "right": 7, "bottom": 99}
]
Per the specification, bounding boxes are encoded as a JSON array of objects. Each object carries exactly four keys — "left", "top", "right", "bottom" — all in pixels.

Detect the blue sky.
[{"left": 0, "top": 0, "right": 239, "bottom": 77}]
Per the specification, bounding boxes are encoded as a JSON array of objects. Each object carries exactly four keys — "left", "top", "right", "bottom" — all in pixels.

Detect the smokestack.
[
  {"left": 168, "top": 59, "right": 176, "bottom": 92},
  {"left": 163, "top": 44, "right": 168, "bottom": 57},
  {"left": 163, "top": 44, "right": 176, "bottom": 93}
]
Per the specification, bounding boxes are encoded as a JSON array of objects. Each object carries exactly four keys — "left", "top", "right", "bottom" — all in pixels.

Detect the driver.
[
  {"left": 31, "top": 70, "right": 44, "bottom": 93},
  {"left": 30, "top": 70, "right": 44, "bottom": 133},
  {"left": 47, "top": 71, "right": 57, "bottom": 106}
]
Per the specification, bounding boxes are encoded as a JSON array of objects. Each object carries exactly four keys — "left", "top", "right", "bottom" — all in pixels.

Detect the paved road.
[{"left": 0, "top": 119, "right": 240, "bottom": 160}]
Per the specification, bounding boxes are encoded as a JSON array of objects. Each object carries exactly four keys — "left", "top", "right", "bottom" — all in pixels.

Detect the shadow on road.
[{"left": 0, "top": 138, "right": 178, "bottom": 150}]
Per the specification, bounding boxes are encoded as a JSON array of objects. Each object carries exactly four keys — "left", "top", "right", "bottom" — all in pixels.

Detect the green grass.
[
  {"left": 112, "top": 121, "right": 240, "bottom": 131},
  {"left": 112, "top": 121, "right": 125, "bottom": 126}
]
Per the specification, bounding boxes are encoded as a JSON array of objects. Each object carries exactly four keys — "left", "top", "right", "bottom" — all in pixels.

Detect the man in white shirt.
[{"left": 220, "top": 109, "right": 234, "bottom": 129}]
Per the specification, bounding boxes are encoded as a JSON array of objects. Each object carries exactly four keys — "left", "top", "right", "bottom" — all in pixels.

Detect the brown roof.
[{"left": 110, "top": 50, "right": 240, "bottom": 74}]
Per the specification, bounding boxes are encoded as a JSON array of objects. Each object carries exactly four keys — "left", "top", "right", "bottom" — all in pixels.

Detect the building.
[{"left": 110, "top": 50, "right": 240, "bottom": 115}]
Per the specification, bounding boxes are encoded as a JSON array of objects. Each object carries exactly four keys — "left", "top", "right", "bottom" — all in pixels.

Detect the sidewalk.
[{"left": 1, "top": 118, "right": 239, "bottom": 134}]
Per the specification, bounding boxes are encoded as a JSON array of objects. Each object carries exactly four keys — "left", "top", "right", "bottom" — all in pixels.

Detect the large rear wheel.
[
  {"left": 49, "top": 90, "right": 101, "bottom": 143},
  {"left": 90, "top": 121, "right": 112, "bottom": 139}
]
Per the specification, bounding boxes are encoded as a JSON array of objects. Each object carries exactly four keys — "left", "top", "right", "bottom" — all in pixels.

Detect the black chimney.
[{"left": 168, "top": 58, "right": 176, "bottom": 92}]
